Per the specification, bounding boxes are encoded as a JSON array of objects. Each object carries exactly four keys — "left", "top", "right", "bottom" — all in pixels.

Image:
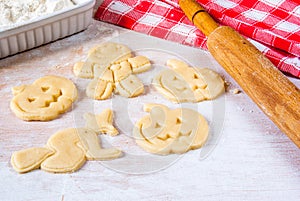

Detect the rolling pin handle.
[{"left": 179, "top": 0, "right": 219, "bottom": 36}]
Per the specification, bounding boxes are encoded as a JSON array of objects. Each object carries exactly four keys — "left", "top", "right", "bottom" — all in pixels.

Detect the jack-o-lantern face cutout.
[
  {"left": 153, "top": 59, "right": 225, "bottom": 103},
  {"left": 10, "top": 75, "right": 77, "bottom": 121},
  {"left": 73, "top": 42, "right": 151, "bottom": 100},
  {"left": 11, "top": 109, "right": 122, "bottom": 174},
  {"left": 133, "top": 104, "right": 209, "bottom": 155}
]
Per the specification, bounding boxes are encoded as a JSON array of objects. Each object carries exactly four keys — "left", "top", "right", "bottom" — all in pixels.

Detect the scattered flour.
[{"left": 0, "top": 0, "right": 75, "bottom": 31}]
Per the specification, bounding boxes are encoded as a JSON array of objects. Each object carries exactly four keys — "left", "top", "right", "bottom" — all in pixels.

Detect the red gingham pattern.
[{"left": 95, "top": 0, "right": 300, "bottom": 78}]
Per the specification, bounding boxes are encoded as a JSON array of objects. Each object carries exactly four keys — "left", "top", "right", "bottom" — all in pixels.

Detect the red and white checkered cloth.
[{"left": 95, "top": 0, "right": 300, "bottom": 78}]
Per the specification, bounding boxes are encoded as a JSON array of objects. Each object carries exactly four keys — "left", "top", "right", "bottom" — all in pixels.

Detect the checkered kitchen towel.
[{"left": 95, "top": 0, "right": 300, "bottom": 78}]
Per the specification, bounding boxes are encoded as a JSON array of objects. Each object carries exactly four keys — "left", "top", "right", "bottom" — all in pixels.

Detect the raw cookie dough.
[
  {"left": 73, "top": 42, "right": 132, "bottom": 79},
  {"left": 11, "top": 109, "right": 122, "bottom": 173},
  {"left": 133, "top": 104, "right": 209, "bottom": 155},
  {"left": 10, "top": 75, "right": 77, "bottom": 121},
  {"left": 84, "top": 109, "right": 119, "bottom": 136},
  {"left": 153, "top": 59, "right": 224, "bottom": 103},
  {"left": 73, "top": 42, "right": 151, "bottom": 99}
]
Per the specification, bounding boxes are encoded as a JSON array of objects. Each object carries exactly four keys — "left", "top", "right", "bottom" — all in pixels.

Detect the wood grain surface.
[
  {"left": 180, "top": 0, "right": 300, "bottom": 149},
  {"left": 0, "top": 20, "right": 300, "bottom": 201}
]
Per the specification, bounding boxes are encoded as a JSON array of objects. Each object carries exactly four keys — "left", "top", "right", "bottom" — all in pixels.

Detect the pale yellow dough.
[
  {"left": 153, "top": 59, "right": 225, "bottom": 103},
  {"left": 133, "top": 104, "right": 209, "bottom": 155},
  {"left": 11, "top": 109, "right": 122, "bottom": 173},
  {"left": 73, "top": 42, "right": 151, "bottom": 100},
  {"left": 84, "top": 109, "right": 119, "bottom": 136},
  {"left": 10, "top": 75, "right": 77, "bottom": 121}
]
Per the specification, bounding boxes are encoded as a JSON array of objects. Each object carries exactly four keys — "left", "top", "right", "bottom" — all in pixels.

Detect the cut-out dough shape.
[
  {"left": 10, "top": 75, "right": 77, "bottom": 121},
  {"left": 153, "top": 59, "right": 224, "bottom": 103},
  {"left": 73, "top": 42, "right": 151, "bottom": 100},
  {"left": 84, "top": 109, "right": 119, "bottom": 136},
  {"left": 11, "top": 109, "right": 122, "bottom": 173},
  {"left": 133, "top": 104, "right": 209, "bottom": 155}
]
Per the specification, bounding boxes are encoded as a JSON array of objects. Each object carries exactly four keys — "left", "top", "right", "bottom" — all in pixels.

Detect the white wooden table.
[{"left": 0, "top": 20, "right": 300, "bottom": 201}]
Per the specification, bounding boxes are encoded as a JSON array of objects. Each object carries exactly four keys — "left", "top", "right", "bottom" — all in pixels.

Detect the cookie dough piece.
[
  {"left": 84, "top": 109, "right": 119, "bottom": 136},
  {"left": 11, "top": 147, "right": 54, "bottom": 173},
  {"left": 41, "top": 128, "right": 121, "bottom": 173},
  {"left": 110, "top": 61, "right": 132, "bottom": 82},
  {"left": 153, "top": 59, "right": 224, "bottom": 103},
  {"left": 86, "top": 79, "right": 114, "bottom": 100},
  {"left": 74, "top": 42, "right": 132, "bottom": 79},
  {"left": 11, "top": 109, "right": 122, "bottom": 173},
  {"left": 73, "top": 61, "right": 93, "bottom": 79},
  {"left": 41, "top": 128, "right": 87, "bottom": 173},
  {"left": 153, "top": 70, "right": 198, "bottom": 103},
  {"left": 73, "top": 42, "right": 152, "bottom": 100},
  {"left": 128, "top": 55, "right": 151, "bottom": 74},
  {"left": 115, "top": 74, "right": 144, "bottom": 98},
  {"left": 197, "top": 68, "right": 226, "bottom": 99},
  {"left": 133, "top": 104, "right": 209, "bottom": 155},
  {"left": 10, "top": 75, "right": 77, "bottom": 121},
  {"left": 77, "top": 128, "right": 121, "bottom": 160},
  {"left": 93, "top": 64, "right": 114, "bottom": 82}
]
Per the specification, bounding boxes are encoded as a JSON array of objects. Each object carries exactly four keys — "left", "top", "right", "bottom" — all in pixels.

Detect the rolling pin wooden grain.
[{"left": 179, "top": 0, "right": 300, "bottom": 148}]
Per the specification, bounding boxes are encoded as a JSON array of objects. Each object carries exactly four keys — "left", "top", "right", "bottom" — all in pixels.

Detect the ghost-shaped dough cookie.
[
  {"left": 133, "top": 104, "right": 209, "bottom": 155},
  {"left": 153, "top": 59, "right": 224, "bottom": 103}
]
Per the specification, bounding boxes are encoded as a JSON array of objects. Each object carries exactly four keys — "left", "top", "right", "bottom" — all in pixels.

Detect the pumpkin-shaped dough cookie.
[
  {"left": 133, "top": 104, "right": 209, "bottom": 155},
  {"left": 153, "top": 59, "right": 224, "bottom": 103},
  {"left": 10, "top": 75, "right": 77, "bottom": 121}
]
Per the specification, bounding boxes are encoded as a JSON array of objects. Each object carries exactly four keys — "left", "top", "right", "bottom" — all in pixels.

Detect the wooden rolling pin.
[{"left": 179, "top": 0, "right": 300, "bottom": 148}]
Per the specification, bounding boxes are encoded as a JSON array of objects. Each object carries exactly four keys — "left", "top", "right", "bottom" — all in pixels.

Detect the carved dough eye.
[
  {"left": 176, "top": 118, "right": 181, "bottom": 124},
  {"left": 41, "top": 86, "right": 49, "bottom": 92},
  {"left": 27, "top": 98, "right": 35, "bottom": 102},
  {"left": 154, "top": 122, "right": 161, "bottom": 128}
]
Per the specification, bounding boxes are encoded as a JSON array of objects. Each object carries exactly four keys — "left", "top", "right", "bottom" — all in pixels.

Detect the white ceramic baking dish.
[{"left": 0, "top": 0, "right": 96, "bottom": 58}]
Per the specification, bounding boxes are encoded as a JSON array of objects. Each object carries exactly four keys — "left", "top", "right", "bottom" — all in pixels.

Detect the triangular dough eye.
[
  {"left": 176, "top": 118, "right": 182, "bottom": 124},
  {"left": 41, "top": 86, "right": 49, "bottom": 92},
  {"left": 27, "top": 97, "right": 36, "bottom": 102},
  {"left": 154, "top": 122, "right": 161, "bottom": 128},
  {"left": 193, "top": 74, "right": 199, "bottom": 79}
]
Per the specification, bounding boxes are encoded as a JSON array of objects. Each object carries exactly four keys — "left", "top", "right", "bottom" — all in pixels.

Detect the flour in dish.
[{"left": 0, "top": 0, "right": 75, "bottom": 31}]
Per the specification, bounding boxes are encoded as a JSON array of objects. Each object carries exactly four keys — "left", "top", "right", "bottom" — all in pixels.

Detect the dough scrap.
[
  {"left": 84, "top": 109, "right": 119, "bottom": 136},
  {"left": 153, "top": 59, "right": 224, "bottom": 103},
  {"left": 73, "top": 42, "right": 151, "bottom": 99},
  {"left": 11, "top": 110, "right": 122, "bottom": 174},
  {"left": 133, "top": 104, "right": 209, "bottom": 155},
  {"left": 10, "top": 75, "right": 77, "bottom": 121}
]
